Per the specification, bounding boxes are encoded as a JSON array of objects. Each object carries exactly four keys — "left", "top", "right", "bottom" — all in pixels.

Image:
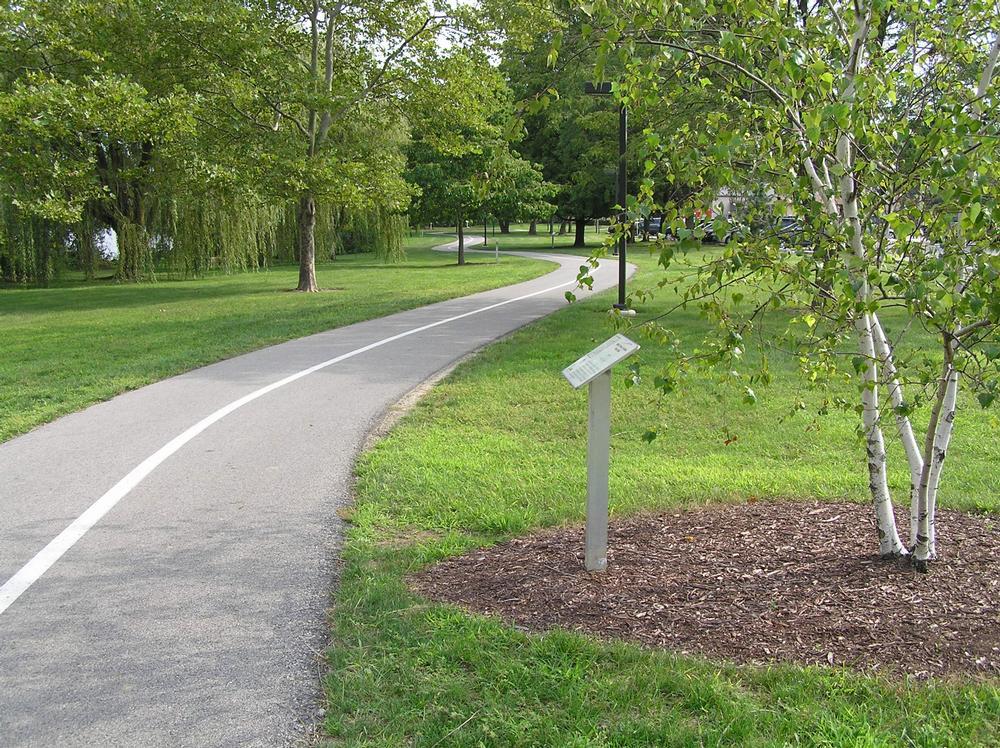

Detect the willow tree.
[
  {"left": 0, "top": 0, "right": 303, "bottom": 283},
  {"left": 576, "top": 0, "right": 1000, "bottom": 569}
]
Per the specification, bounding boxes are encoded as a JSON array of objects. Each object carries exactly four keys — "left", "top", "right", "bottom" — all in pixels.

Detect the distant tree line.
[{"left": 0, "top": 1, "right": 571, "bottom": 287}]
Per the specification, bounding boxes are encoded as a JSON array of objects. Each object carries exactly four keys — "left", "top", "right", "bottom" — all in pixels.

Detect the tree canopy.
[
  {"left": 573, "top": 0, "right": 1000, "bottom": 568},
  {"left": 0, "top": 0, "right": 520, "bottom": 286}
]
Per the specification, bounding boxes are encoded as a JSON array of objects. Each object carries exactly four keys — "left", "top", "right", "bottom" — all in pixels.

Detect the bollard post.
[{"left": 585, "top": 370, "right": 611, "bottom": 571}]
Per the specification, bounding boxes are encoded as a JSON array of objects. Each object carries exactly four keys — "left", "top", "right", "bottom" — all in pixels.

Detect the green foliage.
[
  {"left": 500, "top": 15, "right": 705, "bottom": 231},
  {"left": 570, "top": 1, "right": 1000, "bottom": 456},
  {"left": 502, "top": 24, "right": 621, "bottom": 223},
  {"left": 477, "top": 153, "right": 557, "bottom": 227},
  {"left": 326, "top": 250, "right": 1000, "bottom": 745},
  {"left": 405, "top": 51, "right": 551, "bottom": 227},
  {"left": 0, "top": 0, "right": 449, "bottom": 285}
]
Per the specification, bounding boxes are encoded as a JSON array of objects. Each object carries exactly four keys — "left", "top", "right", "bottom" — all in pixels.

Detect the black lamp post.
[{"left": 584, "top": 81, "right": 628, "bottom": 310}]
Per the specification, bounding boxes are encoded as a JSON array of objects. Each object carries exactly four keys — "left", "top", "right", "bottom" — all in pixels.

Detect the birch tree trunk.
[
  {"left": 912, "top": 338, "right": 960, "bottom": 568},
  {"left": 855, "top": 314, "right": 908, "bottom": 555},
  {"left": 871, "top": 316, "right": 924, "bottom": 547},
  {"left": 836, "top": 3, "right": 905, "bottom": 556},
  {"left": 910, "top": 34, "right": 1000, "bottom": 567}
]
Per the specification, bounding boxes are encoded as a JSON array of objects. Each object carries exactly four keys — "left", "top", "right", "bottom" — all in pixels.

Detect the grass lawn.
[
  {"left": 0, "top": 233, "right": 553, "bottom": 443},
  {"left": 326, "top": 246, "right": 1000, "bottom": 745},
  {"left": 484, "top": 223, "right": 611, "bottom": 257}
]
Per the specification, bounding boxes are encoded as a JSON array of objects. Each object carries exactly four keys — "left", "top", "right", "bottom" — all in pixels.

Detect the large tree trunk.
[
  {"left": 574, "top": 218, "right": 587, "bottom": 248},
  {"left": 499, "top": 219, "right": 510, "bottom": 234},
  {"left": 33, "top": 220, "right": 53, "bottom": 287},
  {"left": 457, "top": 211, "right": 465, "bottom": 266},
  {"left": 559, "top": 221, "right": 568, "bottom": 235},
  {"left": 296, "top": 193, "right": 319, "bottom": 292},
  {"left": 95, "top": 140, "right": 154, "bottom": 283},
  {"left": 528, "top": 220, "right": 537, "bottom": 235}
]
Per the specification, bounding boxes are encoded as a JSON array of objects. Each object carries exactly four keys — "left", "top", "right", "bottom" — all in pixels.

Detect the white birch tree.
[{"left": 573, "top": 0, "right": 1000, "bottom": 569}]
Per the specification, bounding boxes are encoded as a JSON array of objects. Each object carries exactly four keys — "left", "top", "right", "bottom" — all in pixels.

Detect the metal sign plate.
[{"left": 562, "top": 334, "right": 640, "bottom": 389}]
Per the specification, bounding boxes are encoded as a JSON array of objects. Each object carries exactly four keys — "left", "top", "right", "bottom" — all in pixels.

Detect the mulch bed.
[{"left": 410, "top": 501, "right": 1000, "bottom": 679}]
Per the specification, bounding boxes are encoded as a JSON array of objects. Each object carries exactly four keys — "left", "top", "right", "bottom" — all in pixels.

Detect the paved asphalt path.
[{"left": 0, "top": 239, "right": 628, "bottom": 746}]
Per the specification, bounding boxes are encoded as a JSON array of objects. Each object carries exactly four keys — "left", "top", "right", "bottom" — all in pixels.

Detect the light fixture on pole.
[{"left": 584, "top": 81, "right": 628, "bottom": 310}]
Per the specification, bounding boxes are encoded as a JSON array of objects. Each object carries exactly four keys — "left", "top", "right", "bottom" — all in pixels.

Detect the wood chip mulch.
[{"left": 410, "top": 501, "right": 1000, "bottom": 679}]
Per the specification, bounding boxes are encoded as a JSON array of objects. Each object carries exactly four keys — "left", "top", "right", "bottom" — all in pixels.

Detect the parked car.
[
  {"left": 641, "top": 216, "right": 663, "bottom": 240},
  {"left": 775, "top": 216, "right": 806, "bottom": 246},
  {"left": 694, "top": 218, "right": 748, "bottom": 244}
]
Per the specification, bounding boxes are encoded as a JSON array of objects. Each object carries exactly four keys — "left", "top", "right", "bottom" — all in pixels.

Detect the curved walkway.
[{"left": 0, "top": 237, "right": 630, "bottom": 746}]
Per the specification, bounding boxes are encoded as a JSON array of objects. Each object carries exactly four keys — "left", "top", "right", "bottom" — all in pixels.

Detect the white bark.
[
  {"left": 871, "top": 315, "right": 924, "bottom": 546},
  {"left": 804, "top": 157, "right": 839, "bottom": 215},
  {"left": 974, "top": 34, "right": 1000, "bottom": 116},
  {"left": 926, "top": 367, "right": 959, "bottom": 557},
  {"left": 911, "top": 32, "right": 996, "bottom": 566},
  {"left": 914, "top": 354, "right": 959, "bottom": 565},
  {"left": 857, "top": 314, "right": 908, "bottom": 555},
  {"left": 796, "top": 4, "right": 907, "bottom": 556},
  {"left": 837, "top": 3, "right": 905, "bottom": 556}
]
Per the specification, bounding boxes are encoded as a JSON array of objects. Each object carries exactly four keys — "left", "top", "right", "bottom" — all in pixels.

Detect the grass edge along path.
[
  {"left": 0, "top": 235, "right": 553, "bottom": 443},
  {"left": 324, "top": 239, "right": 999, "bottom": 746}
]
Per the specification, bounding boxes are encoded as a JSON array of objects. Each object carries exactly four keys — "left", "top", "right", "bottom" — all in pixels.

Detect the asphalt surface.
[{"left": 0, "top": 239, "right": 627, "bottom": 746}]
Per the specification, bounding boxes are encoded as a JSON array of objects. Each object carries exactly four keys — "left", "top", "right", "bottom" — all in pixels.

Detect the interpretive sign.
[
  {"left": 562, "top": 334, "right": 640, "bottom": 389},
  {"left": 563, "top": 334, "right": 639, "bottom": 572}
]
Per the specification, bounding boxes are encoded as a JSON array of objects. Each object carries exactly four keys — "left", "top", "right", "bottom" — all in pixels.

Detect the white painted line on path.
[{"left": 0, "top": 271, "right": 577, "bottom": 616}]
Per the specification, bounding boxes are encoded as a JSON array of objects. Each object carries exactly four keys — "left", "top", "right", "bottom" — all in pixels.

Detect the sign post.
[{"left": 562, "top": 334, "right": 640, "bottom": 571}]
